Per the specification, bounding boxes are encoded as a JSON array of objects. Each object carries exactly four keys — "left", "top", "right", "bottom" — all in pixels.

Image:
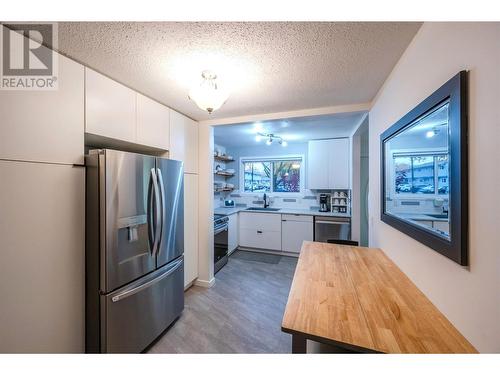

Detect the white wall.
[
  {"left": 369, "top": 22, "right": 500, "bottom": 352},
  {"left": 351, "top": 117, "right": 368, "bottom": 243}
]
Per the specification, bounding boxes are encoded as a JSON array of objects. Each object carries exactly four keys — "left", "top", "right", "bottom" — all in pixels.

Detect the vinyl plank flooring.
[{"left": 147, "top": 252, "right": 298, "bottom": 353}]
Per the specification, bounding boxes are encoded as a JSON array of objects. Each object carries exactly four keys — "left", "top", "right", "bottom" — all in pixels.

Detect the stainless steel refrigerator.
[{"left": 85, "top": 149, "right": 184, "bottom": 353}]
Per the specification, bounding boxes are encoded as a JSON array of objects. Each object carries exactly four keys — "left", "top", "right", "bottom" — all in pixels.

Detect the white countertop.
[{"left": 214, "top": 206, "right": 351, "bottom": 218}]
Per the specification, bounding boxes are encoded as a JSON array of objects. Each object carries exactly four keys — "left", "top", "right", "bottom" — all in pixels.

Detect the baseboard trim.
[
  {"left": 235, "top": 246, "right": 299, "bottom": 258},
  {"left": 184, "top": 280, "right": 195, "bottom": 291},
  {"left": 194, "top": 277, "right": 216, "bottom": 288}
]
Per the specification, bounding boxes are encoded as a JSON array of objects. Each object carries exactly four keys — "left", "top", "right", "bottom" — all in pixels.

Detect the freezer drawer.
[
  {"left": 314, "top": 216, "right": 351, "bottom": 242},
  {"left": 102, "top": 257, "right": 184, "bottom": 353}
]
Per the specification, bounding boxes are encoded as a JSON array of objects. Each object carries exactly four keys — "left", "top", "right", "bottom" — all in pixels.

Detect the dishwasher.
[{"left": 314, "top": 216, "right": 351, "bottom": 242}]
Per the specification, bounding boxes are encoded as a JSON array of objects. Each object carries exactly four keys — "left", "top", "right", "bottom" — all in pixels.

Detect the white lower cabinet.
[
  {"left": 183, "top": 174, "right": 199, "bottom": 288},
  {"left": 238, "top": 212, "right": 282, "bottom": 251},
  {"left": 227, "top": 214, "right": 239, "bottom": 254},
  {"left": 433, "top": 220, "right": 450, "bottom": 233},
  {"left": 0, "top": 161, "right": 85, "bottom": 353},
  {"left": 239, "top": 228, "right": 282, "bottom": 251},
  {"left": 281, "top": 215, "right": 314, "bottom": 253}
]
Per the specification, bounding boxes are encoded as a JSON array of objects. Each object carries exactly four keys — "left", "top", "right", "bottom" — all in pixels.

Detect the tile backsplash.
[{"left": 214, "top": 189, "right": 342, "bottom": 211}]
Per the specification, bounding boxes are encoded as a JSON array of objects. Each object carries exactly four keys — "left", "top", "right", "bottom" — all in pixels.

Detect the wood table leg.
[{"left": 291, "top": 334, "right": 307, "bottom": 353}]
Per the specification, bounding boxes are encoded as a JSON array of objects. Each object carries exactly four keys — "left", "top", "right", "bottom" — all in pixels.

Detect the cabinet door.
[
  {"left": 239, "top": 212, "right": 282, "bottom": 232},
  {"left": 0, "top": 161, "right": 84, "bottom": 352},
  {"left": 183, "top": 174, "right": 199, "bottom": 287},
  {"left": 85, "top": 68, "right": 136, "bottom": 142},
  {"left": 170, "top": 110, "right": 199, "bottom": 174},
  {"left": 329, "top": 138, "right": 350, "bottom": 189},
  {"left": 307, "top": 140, "right": 330, "bottom": 189},
  {"left": 228, "top": 214, "right": 239, "bottom": 254},
  {"left": 239, "top": 229, "right": 282, "bottom": 251},
  {"left": 136, "top": 94, "right": 170, "bottom": 150},
  {"left": 238, "top": 212, "right": 281, "bottom": 250},
  {"left": 0, "top": 43, "right": 84, "bottom": 164},
  {"left": 281, "top": 220, "right": 313, "bottom": 253}
]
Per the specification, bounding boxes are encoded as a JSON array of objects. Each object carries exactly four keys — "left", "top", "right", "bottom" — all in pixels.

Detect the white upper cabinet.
[
  {"left": 307, "top": 140, "right": 331, "bottom": 189},
  {"left": 85, "top": 68, "right": 137, "bottom": 143},
  {"left": 85, "top": 68, "right": 171, "bottom": 151},
  {"left": 136, "top": 94, "right": 170, "bottom": 150},
  {"left": 169, "top": 110, "right": 199, "bottom": 173},
  {"left": 329, "top": 138, "right": 350, "bottom": 189},
  {"left": 308, "top": 138, "right": 350, "bottom": 189},
  {"left": 0, "top": 48, "right": 84, "bottom": 164}
]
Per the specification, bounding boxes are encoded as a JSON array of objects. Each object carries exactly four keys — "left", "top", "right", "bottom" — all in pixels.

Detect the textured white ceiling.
[
  {"left": 214, "top": 111, "right": 367, "bottom": 148},
  {"left": 55, "top": 22, "right": 421, "bottom": 121}
]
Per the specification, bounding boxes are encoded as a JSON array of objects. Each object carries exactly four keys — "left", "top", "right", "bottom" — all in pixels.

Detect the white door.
[
  {"left": 329, "top": 138, "right": 350, "bottom": 189},
  {"left": 170, "top": 110, "right": 199, "bottom": 174},
  {"left": 136, "top": 94, "right": 170, "bottom": 150},
  {"left": 281, "top": 217, "right": 313, "bottom": 253},
  {"left": 307, "top": 140, "right": 330, "bottom": 189},
  {"left": 85, "top": 68, "right": 136, "bottom": 142},
  {"left": 0, "top": 32, "right": 84, "bottom": 165},
  {"left": 0, "top": 160, "right": 85, "bottom": 352},
  {"left": 228, "top": 214, "right": 239, "bottom": 254},
  {"left": 183, "top": 174, "right": 199, "bottom": 287}
]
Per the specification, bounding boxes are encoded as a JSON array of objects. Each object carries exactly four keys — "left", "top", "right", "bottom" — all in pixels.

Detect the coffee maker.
[{"left": 319, "top": 194, "right": 329, "bottom": 212}]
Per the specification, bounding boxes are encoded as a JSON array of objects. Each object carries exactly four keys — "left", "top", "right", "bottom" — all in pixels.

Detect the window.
[
  {"left": 244, "top": 161, "right": 271, "bottom": 192},
  {"left": 242, "top": 158, "right": 302, "bottom": 193},
  {"left": 393, "top": 153, "right": 448, "bottom": 195}
]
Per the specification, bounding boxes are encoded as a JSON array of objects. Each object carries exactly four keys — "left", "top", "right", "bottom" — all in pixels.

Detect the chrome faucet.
[{"left": 263, "top": 193, "right": 270, "bottom": 208}]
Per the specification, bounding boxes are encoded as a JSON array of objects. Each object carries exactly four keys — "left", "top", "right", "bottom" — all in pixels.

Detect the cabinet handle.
[
  {"left": 282, "top": 220, "right": 287, "bottom": 222},
  {"left": 257, "top": 230, "right": 263, "bottom": 234}
]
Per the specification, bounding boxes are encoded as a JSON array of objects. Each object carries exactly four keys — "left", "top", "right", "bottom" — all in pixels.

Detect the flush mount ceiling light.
[
  {"left": 188, "top": 70, "right": 229, "bottom": 114},
  {"left": 426, "top": 128, "right": 439, "bottom": 138},
  {"left": 255, "top": 132, "right": 288, "bottom": 147}
]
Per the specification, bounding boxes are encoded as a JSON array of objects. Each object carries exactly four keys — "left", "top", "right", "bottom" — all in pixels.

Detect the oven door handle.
[{"left": 214, "top": 225, "right": 228, "bottom": 235}]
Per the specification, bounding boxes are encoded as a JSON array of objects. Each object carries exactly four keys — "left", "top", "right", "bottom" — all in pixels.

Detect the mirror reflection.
[{"left": 384, "top": 101, "right": 450, "bottom": 239}]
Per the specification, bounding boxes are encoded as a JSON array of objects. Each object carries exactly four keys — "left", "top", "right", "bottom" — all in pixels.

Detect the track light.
[{"left": 255, "top": 132, "right": 286, "bottom": 147}]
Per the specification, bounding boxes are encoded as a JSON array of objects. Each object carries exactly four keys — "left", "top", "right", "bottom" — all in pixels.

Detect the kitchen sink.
[
  {"left": 427, "top": 214, "right": 449, "bottom": 219},
  {"left": 245, "top": 207, "right": 281, "bottom": 212}
]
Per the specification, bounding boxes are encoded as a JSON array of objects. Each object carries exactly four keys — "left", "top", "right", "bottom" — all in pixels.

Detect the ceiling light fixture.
[
  {"left": 426, "top": 128, "right": 439, "bottom": 138},
  {"left": 255, "top": 132, "right": 287, "bottom": 147},
  {"left": 188, "top": 70, "right": 229, "bottom": 114}
]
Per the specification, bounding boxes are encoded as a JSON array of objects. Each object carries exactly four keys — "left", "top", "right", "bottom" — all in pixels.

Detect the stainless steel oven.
[{"left": 214, "top": 214, "right": 229, "bottom": 274}]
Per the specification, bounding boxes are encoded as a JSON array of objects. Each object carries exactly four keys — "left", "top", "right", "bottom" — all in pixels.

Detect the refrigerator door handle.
[
  {"left": 156, "top": 168, "right": 166, "bottom": 255},
  {"left": 150, "top": 168, "right": 161, "bottom": 257},
  {"left": 111, "top": 258, "right": 183, "bottom": 302},
  {"left": 147, "top": 169, "right": 155, "bottom": 255}
]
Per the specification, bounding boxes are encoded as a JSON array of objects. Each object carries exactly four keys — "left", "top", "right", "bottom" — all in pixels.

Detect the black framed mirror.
[{"left": 380, "top": 71, "right": 468, "bottom": 265}]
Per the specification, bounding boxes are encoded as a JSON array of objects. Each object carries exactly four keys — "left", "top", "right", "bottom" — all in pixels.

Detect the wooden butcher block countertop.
[{"left": 281, "top": 241, "right": 477, "bottom": 353}]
